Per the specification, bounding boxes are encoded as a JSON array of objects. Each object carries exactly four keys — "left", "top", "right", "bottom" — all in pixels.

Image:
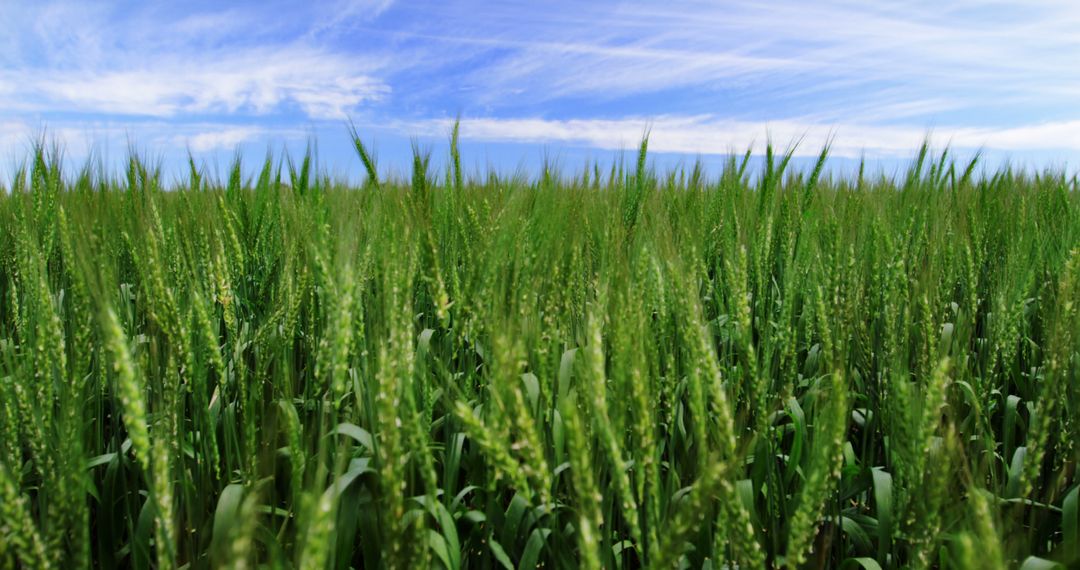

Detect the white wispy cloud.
[
  {"left": 424, "top": 115, "right": 1080, "bottom": 159},
  {"left": 434, "top": 0, "right": 1080, "bottom": 125},
  {"left": 0, "top": 121, "right": 35, "bottom": 161},
  {"left": 2, "top": 2, "right": 389, "bottom": 121},
  {"left": 181, "top": 127, "right": 272, "bottom": 153},
  {"left": 3, "top": 48, "right": 388, "bottom": 120},
  {"left": 463, "top": 36, "right": 799, "bottom": 99},
  {"left": 307, "top": 0, "right": 396, "bottom": 38}
]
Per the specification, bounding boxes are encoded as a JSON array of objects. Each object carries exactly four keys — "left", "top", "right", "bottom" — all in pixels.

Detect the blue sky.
[{"left": 3, "top": 0, "right": 1080, "bottom": 180}]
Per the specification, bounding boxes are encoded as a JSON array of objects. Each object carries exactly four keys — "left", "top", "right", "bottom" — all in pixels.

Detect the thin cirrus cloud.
[
  {"left": 446, "top": 0, "right": 1080, "bottom": 120},
  {"left": 422, "top": 116, "right": 1080, "bottom": 160},
  {"left": 400, "top": 0, "right": 1080, "bottom": 159},
  {"left": 2, "top": 0, "right": 1080, "bottom": 175},
  {"left": 181, "top": 127, "right": 276, "bottom": 154},
  {"left": 1, "top": 1, "right": 389, "bottom": 127},
  {"left": 6, "top": 52, "right": 388, "bottom": 120},
  {"left": 1, "top": 0, "right": 389, "bottom": 121},
  {"left": 0, "top": 0, "right": 390, "bottom": 173}
]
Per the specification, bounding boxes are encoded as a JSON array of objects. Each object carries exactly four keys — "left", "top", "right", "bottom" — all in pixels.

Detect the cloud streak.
[
  {"left": 420, "top": 0, "right": 1080, "bottom": 126},
  {"left": 429, "top": 115, "right": 1080, "bottom": 159},
  {"left": 1, "top": 2, "right": 389, "bottom": 121},
  {"left": 3, "top": 48, "right": 388, "bottom": 120}
]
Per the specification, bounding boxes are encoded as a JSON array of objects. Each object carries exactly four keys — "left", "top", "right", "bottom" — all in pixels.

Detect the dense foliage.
[{"left": 1, "top": 133, "right": 1078, "bottom": 569}]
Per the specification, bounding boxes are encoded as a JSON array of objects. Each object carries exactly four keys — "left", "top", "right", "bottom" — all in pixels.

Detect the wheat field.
[{"left": 0, "top": 130, "right": 1078, "bottom": 569}]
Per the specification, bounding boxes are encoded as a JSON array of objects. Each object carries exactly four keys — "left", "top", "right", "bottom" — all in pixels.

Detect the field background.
[{"left": 1, "top": 134, "right": 1078, "bottom": 569}]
